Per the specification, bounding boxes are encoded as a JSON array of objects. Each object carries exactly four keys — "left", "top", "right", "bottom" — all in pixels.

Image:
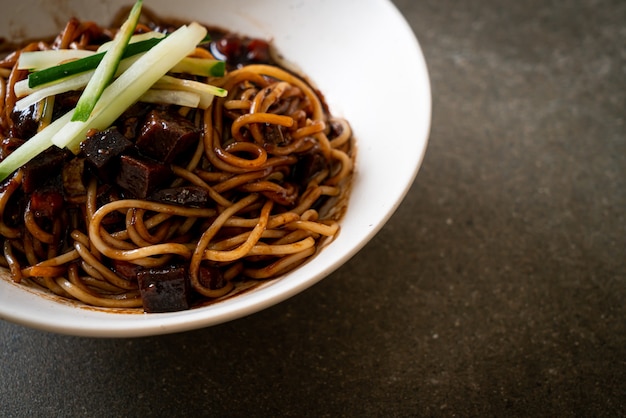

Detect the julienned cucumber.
[
  {"left": 0, "top": 112, "right": 73, "bottom": 182},
  {"left": 51, "top": 22, "right": 209, "bottom": 152},
  {"left": 0, "top": 9, "right": 213, "bottom": 182},
  {"left": 170, "top": 58, "right": 225, "bottom": 77},
  {"left": 27, "top": 38, "right": 163, "bottom": 88},
  {"left": 15, "top": 54, "right": 225, "bottom": 111},
  {"left": 18, "top": 50, "right": 96, "bottom": 71},
  {"left": 71, "top": 0, "right": 143, "bottom": 122}
]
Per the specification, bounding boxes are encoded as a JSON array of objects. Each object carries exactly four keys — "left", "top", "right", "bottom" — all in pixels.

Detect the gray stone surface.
[{"left": 1, "top": 0, "right": 625, "bottom": 416}]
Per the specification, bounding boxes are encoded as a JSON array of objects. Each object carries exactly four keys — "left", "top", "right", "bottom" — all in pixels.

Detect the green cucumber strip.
[
  {"left": 14, "top": 56, "right": 225, "bottom": 111},
  {"left": 18, "top": 32, "right": 164, "bottom": 72},
  {"left": 14, "top": 55, "right": 143, "bottom": 111},
  {"left": 15, "top": 73, "right": 90, "bottom": 111},
  {"left": 19, "top": 56, "right": 221, "bottom": 98},
  {"left": 15, "top": 57, "right": 225, "bottom": 112},
  {"left": 171, "top": 57, "right": 225, "bottom": 77},
  {"left": 154, "top": 75, "right": 227, "bottom": 97},
  {"left": 140, "top": 89, "right": 201, "bottom": 108},
  {"left": 17, "top": 56, "right": 219, "bottom": 100},
  {"left": 18, "top": 49, "right": 95, "bottom": 71},
  {"left": 96, "top": 31, "right": 165, "bottom": 53},
  {"left": 27, "top": 37, "right": 161, "bottom": 89},
  {"left": 51, "top": 22, "right": 208, "bottom": 153},
  {"left": 154, "top": 75, "right": 226, "bottom": 109},
  {"left": 0, "top": 111, "right": 73, "bottom": 182},
  {"left": 71, "top": 0, "right": 143, "bottom": 122}
]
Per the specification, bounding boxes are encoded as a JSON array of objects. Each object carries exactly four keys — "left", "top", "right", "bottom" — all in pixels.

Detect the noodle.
[{"left": 0, "top": 11, "right": 354, "bottom": 313}]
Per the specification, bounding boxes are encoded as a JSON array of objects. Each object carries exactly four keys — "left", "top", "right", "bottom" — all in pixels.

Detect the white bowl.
[{"left": 0, "top": 0, "right": 430, "bottom": 337}]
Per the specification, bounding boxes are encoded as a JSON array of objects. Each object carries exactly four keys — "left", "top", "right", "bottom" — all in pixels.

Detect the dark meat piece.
[
  {"left": 115, "top": 102, "right": 151, "bottom": 140},
  {"left": 115, "top": 154, "right": 171, "bottom": 198},
  {"left": 80, "top": 127, "right": 133, "bottom": 179},
  {"left": 95, "top": 185, "right": 126, "bottom": 226},
  {"left": 137, "top": 265, "right": 190, "bottom": 313},
  {"left": 62, "top": 157, "right": 86, "bottom": 196},
  {"left": 245, "top": 39, "right": 271, "bottom": 63},
  {"left": 210, "top": 35, "right": 272, "bottom": 69},
  {"left": 211, "top": 35, "right": 242, "bottom": 62},
  {"left": 0, "top": 172, "right": 25, "bottom": 227},
  {"left": 52, "top": 92, "right": 81, "bottom": 121},
  {"left": 10, "top": 104, "right": 39, "bottom": 140},
  {"left": 29, "top": 188, "right": 64, "bottom": 218},
  {"left": 0, "top": 137, "right": 25, "bottom": 161},
  {"left": 22, "top": 146, "right": 69, "bottom": 193},
  {"left": 111, "top": 260, "right": 143, "bottom": 282},
  {"left": 149, "top": 186, "right": 210, "bottom": 207},
  {"left": 291, "top": 148, "right": 328, "bottom": 190},
  {"left": 197, "top": 264, "right": 227, "bottom": 291},
  {"left": 136, "top": 109, "right": 200, "bottom": 164},
  {"left": 264, "top": 124, "right": 287, "bottom": 145}
]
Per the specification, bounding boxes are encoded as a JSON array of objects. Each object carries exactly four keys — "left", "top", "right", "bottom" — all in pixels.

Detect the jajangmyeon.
[{"left": 0, "top": 3, "right": 354, "bottom": 313}]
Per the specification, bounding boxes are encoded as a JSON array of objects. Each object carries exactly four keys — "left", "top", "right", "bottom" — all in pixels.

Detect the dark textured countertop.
[{"left": 2, "top": 0, "right": 625, "bottom": 416}]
